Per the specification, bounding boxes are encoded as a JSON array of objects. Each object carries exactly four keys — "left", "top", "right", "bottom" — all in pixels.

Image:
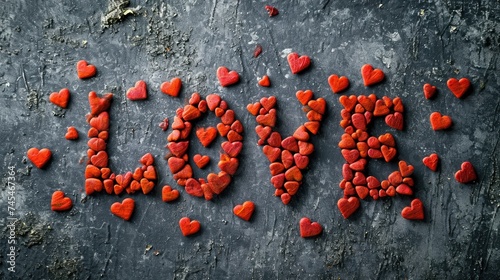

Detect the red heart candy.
[
  {"left": 263, "top": 145, "right": 281, "bottom": 162},
  {"left": 298, "top": 141, "right": 314, "bottom": 156},
  {"left": 381, "top": 145, "right": 397, "bottom": 162},
  {"left": 85, "top": 165, "right": 101, "bottom": 178},
  {"left": 269, "top": 162, "right": 285, "bottom": 176},
  {"left": 110, "top": 198, "right": 135, "bottom": 221},
  {"left": 294, "top": 153, "right": 309, "bottom": 169},
  {"left": 296, "top": 90, "right": 313, "bottom": 105},
  {"left": 88, "top": 91, "right": 113, "bottom": 116},
  {"left": 246, "top": 102, "right": 261, "bottom": 116},
  {"left": 216, "top": 123, "right": 231, "bottom": 137},
  {"left": 337, "top": 197, "right": 360, "bottom": 219},
  {"left": 285, "top": 166, "right": 302, "bottom": 181},
  {"left": 357, "top": 95, "right": 375, "bottom": 112},
  {"left": 126, "top": 80, "right": 147, "bottom": 100},
  {"left": 143, "top": 166, "right": 156, "bottom": 180},
  {"left": 218, "top": 156, "right": 239, "bottom": 175},
  {"left": 182, "top": 104, "right": 202, "bottom": 121},
  {"left": 396, "top": 183, "right": 413, "bottom": 196},
  {"left": 423, "top": 83, "right": 437, "bottom": 99},
  {"left": 271, "top": 174, "right": 285, "bottom": 189},
  {"left": 49, "top": 88, "right": 70, "bottom": 108},
  {"left": 256, "top": 109, "right": 277, "bottom": 127},
  {"left": 401, "top": 198, "right": 424, "bottom": 220},
  {"left": 366, "top": 176, "right": 380, "bottom": 189},
  {"left": 65, "top": 126, "right": 79, "bottom": 140},
  {"left": 422, "top": 153, "right": 439, "bottom": 171},
  {"left": 361, "top": 64, "right": 384, "bottom": 86},
  {"left": 447, "top": 78, "right": 470, "bottom": 99},
  {"left": 281, "top": 136, "right": 299, "bottom": 153},
  {"left": 217, "top": 66, "right": 240, "bottom": 87},
  {"left": 308, "top": 98, "right": 326, "bottom": 115},
  {"left": 281, "top": 193, "right": 291, "bottom": 205},
  {"left": 77, "top": 60, "right": 96, "bottom": 79},
  {"left": 355, "top": 186, "right": 369, "bottom": 200},
  {"left": 351, "top": 113, "right": 367, "bottom": 131},
  {"left": 328, "top": 74, "right": 350, "bottom": 93},
  {"left": 339, "top": 95, "right": 357, "bottom": 112},
  {"left": 287, "top": 52, "right": 311, "bottom": 74},
  {"left": 207, "top": 172, "right": 231, "bottom": 194},
  {"left": 373, "top": 100, "right": 390, "bottom": 116},
  {"left": 173, "top": 164, "right": 193, "bottom": 180},
  {"left": 140, "top": 153, "right": 154, "bottom": 166},
  {"left": 281, "top": 150, "right": 294, "bottom": 169},
  {"left": 89, "top": 112, "right": 109, "bottom": 132},
  {"left": 398, "top": 160, "right": 414, "bottom": 177},
  {"left": 27, "top": 147, "right": 52, "bottom": 169},
  {"left": 233, "top": 201, "right": 255, "bottom": 221},
  {"left": 85, "top": 178, "right": 103, "bottom": 195},
  {"left": 299, "top": 217, "right": 322, "bottom": 238},
  {"left": 258, "top": 75, "right": 270, "bottom": 87},
  {"left": 140, "top": 178, "right": 155, "bottom": 194},
  {"left": 430, "top": 112, "right": 452, "bottom": 130},
  {"left": 304, "top": 121, "right": 320, "bottom": 135},
  {"left": 454, "top": 161, "right": 477, "bottom": 183},
  {"left": 51, "top": 190, "right": 72, "bottom": 211},
  {"left": 185, "top": 178, "right": 204, "bottom": 197},
  {"left": 341, "top": 149, "right": 360, "bottom": 164},
  {"left": 378, "top": 133, "right": 395, "bottom": 147},
  {"left": 167, "top": 141, "right": 189, "bottom": 157},
  {"left": 385, "top": 112, "right": 404, "bottom": 130},
  {"left": 193, "top": 154, "right": 210, "bottom": 169},
  {"left": 293, "top": 125, "right": 309, "bottom": 142},
  {"left": 162, "top": 185, "right": 180, "bottom": 202},
  {"left": 179, "top": 217, "right": 201, "bottom": 236},
  {"left": 260, "top": 96, "right": 277, "bottom": 111},
  {"left": 91, "top": 151, "right": 108, "bottom": 168},
  {"left": 255, "top": 125, "right": 272, "bottom": 142},
  {"left": 206, "top": 93, "right": 221, "bottom": 111},
  {"left": 161, "top": 77, "right": 182, "bottom": 97},
  {"left": 221, "top": 141, "right": 243, "bottom": 157},
  {"left": 196, "top": 127, "right": 217, "bottom": 147}
]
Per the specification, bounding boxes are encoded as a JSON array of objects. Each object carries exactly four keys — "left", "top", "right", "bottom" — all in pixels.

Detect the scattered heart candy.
[
  {"left": 217, "top": 66, "right": 240, "bottom": 87},
  {"left": 49, "top": 88, "right": 70, "bottom": 108},
  {"left": 423, "top": 83, "right": 437, "bottom": 99},
  {"left": 65, "top": 126, "right": 79, "bottom": 140},
  {"left": 287, "top": 52, "right": 311, "bottom": 74},
  {"left": 77, "top": 60, "right": 96, "bottom": 79},
  {"left": 110, "top": 198, "right": 135, "bottom": 221},
  {"left": 233, "top": 201, "right": 255, "bottom": 221},
  {"left": 51, "top": 190, "right": 72, "bottom": 211},
  {"left": 447, "top": 77, "right": 470, "bottom": 99},
  {"left": 258, "top": 75, "right": 271, "bottom": 87},
  {"left": 361, "top": 64, "right": 384, "bottom": 86},
  {"left": 328, "top": 74, "right": 350, "bottom": 93},
  {"left": 27, "top": 147, "right": 52, "bottom": 169},
  {"left": 401, "top": 198, "right": 424, "bottom": 220},
  {"left": 161, "top": 77, "right": 182, "bottom": 97},
  {"left": 430, "top": 112, "right": 452, "bottom": 130},
  {"left": 337, "top": 197, "right": 360, "bottom": 219},
  {"left": 126, "top": 80, "right": 147, "bottom": 100},
  {"left": 454, "top": 161, "right": 477, "bottom": 183},
  {"left": 179, "top": 217, "right": 201, "bottom": 236},
  {"left": 422, "top": 153, "right": 439, "bottom": 171},
  {"left": 299, "top": 217, "right": 322, "bottom": 238}
]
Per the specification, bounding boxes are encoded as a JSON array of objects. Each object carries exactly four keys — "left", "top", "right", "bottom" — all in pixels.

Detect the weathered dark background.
[{"left": 1, "top": 0, "right": 499, "bottom": 279}]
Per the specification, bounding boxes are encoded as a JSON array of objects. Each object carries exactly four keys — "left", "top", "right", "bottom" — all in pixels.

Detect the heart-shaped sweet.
[
  {"left": 271, "top": 173, "right": 285, "bottom": 188},
  {"left": 89, "top": 111, "right": 109, "bottom": 132},
  {"left": 173, "top": 164, "right": 193, "bottom": 180},
  {"left": 49, "top": 88, "right": 70, "bottom": 108},
  {"left": 287, "top": 52, "right": 311, "bottom": 74},
  {"left": 51, "top": 190, "right": 73, "bottom": 211},
  {"left": 85, "top": 165, "right": 101, "bottom": 178},
  {"left": 296, "top": 90, "right": 313, "bottom": 105},
  {"left": 269, "top": 162, "right": 285, "bottom": 176},
  {"left": 351, "top": 113, "right": 367, "bottom": 131},
  {"left": 285, "top": 166, "right": 302, "bottom": 181},
  {"left": 328, "top": 74, "right": 350, "bottom": 93},
  {"left": 398, "top": 160, "right": 414, "bottom": 177},
  {"left": 281, "top": 136, "right": 299, "bottom": 152},
  {"left": 196, "top": 127, "right": 217, "bottom": 147},
  {"left": 182, "top": 104, "right": 201, "bottom": 121},
  {"left": 361, "top": 64, "right": 384, "bottom": 86},
  {"left": 91, "top": 151, "right": 108, "bottom": 168},
  {"left": 179, "top": 217, "right": 201, "bottom": 236},
  {"left": 185, "top": 178, "right": 204, "bottom": 197},
  {"left": 355, "top": 186, "right": 369, "bottom": 200},
  {"left": 221, "top": 141, "right": 243, "bottom": 157},
  {"left": 126, "top": 80, "right": 147, "bottom": 100},
  {"left": 454, "top": 161, "right": 477, "bottom": 183},
  {"left": 338, "top": 133, "right": 356, "bottom": 149},
  {"left": 206, "top": 93, "right": 221, "bottom": 111},
  {"left": 85, "top": 178, "right": 103, "bottom": 195},
  {"left": 337, "top": 197, "right": 360, "bottom": 219},
  {"left": 216, "top": 123, "right": 231, "bottom": 137},
  {"left": 373, "top": 100, "right": 390, "bottom": 116},
  {"left": 423, "top": 83, "right": 437, "bottom": 99},
  {"left": 341, "top": 149, "right": 360, "bottom": 164},
  {"left": 193, "top": 154, "right": 210, "bottom": 169},
  {"left": 168, "top": 157, "right": 186, "bottom": 174},
  {"left": 218, "top": 156, "right": 239, "bottom": 175},
  {"left": 281, "top": 193, "right": 291, "bottom": 205},
  {"left": 27, "top": 147, "right": 52, "bottom": 169},
  {"left": 77, "top": 60, "right": 96, "bottom": 79},
  {"left": 162, "top": 185, "right": 179, "bottom": 202},
  {"left": 430, "top": 112, "right": 452, "bottom": 130},
  {"left": 385, "top": 112, "right": 404, "bottom": 130},
  {"left": 227, "top": 130, "right": 243, "bottom": 142},
  {"left": 294, "top": 153, "right": 309, "bottom": 169},
  {"left": 293, "top": 125, "right": 309, "bottom": 142},
  {"left": 65, "top": 126, "right": 79, "bottom": 140},
  {"left": 349, "top": 158, "right": 367, "bottom": 171},
  {"left": 167, "top": 141, "right": 189, "bottom": 157},
  {"left": 378, "top": 133, "right": 395, "bottom": 147},
  {"left": 299, "top": 217, "right": 322, "bottom": 238},
  {"left": 233, "top": 201, "right": 255, "bottom": 221},
  {"left": 381, "top": 145, "right": 397, "bottom": 162},
  {"left": 396, "top": 184, "right": 413, "bottom": 196},
  {"left": 422, "top": 153, "right": 439, "bottom": 171},
  {"left": 246, "top": 102, "right": 261, "bottom": 116},
  {"left": 255, "top": 125, "right": 272, "bottom": 142},
  {"left": 281, "top": 150, "right": 294, "bottom": 168},
  {"left": 263, "top": 145, "right": 281, "bottom": 162},
  {"left": 260, "top": 96, "right": 277, "bottom": 112},
  {"left": 110, "top": 198, "right": 135, "bottom": 221},
  {"left": 140, "top": 178, "right": 155, "bottom": 194},
  {"left": 143, "top": 166, "right": 156, "bottom": 180},
  {"left": 88, "top": 91, "right": 113, "bottom": 116},
  {"left": 207, "top": 171, "right": 231, "bottom": 194},
  {"left": 217, "top": 66, "right": 240, "bottom": 87},
  {"left": 339, "top": 95, "right": 357, "bottom": 112},
  {"left": 140, "top": 153, "right": 154, "bottom": 166},
  {"left": 357, "top": 95, "right": 375, "bottom": 112},
  {"left": 258, "top": 75, "right": 270, "bottom": 87},
  {"left": 447, "top": 77, "right": 470, "bottom": 99},
  {"left": 304, "top": 121, "right": 320, "bottom": 135},
  {"left": 308, "top": 98, "right": 326, "bottom": 115},
  {"left": 401, "top": 198, "right": 424, "bottom": 220},
  {"left": 160, "top": 77, "right": 182, "bottom": 97},
  {"left": 256, "top": 109, "right": 277, "bottom": 127}
]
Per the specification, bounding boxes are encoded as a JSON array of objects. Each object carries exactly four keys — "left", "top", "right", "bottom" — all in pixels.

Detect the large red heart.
[
  {"left": 385, "top": 112, "right": 404, "bottom": 130},
  {"left": 233, "top": 201, "right": 255, "bottom": 221},
  {"left": 422, "top": 153, "right": 439, "bottom": 171},
  {"left": 337, "top": 197, "right": 360, "bottom": 219},
  {"left": 27, "top": 147, "right": 52, "bottom": 169},
  {"left": 179, "top": 217, "right": 201, "bottom": 236},
  {"left": 361, "top": 64, "right": 384, "bottom": 86},
  {"left": 162, "top": 185, "right": 180, "bottom": 202},
  {"left": 51, "top": 190, "right": 72, "bottom": 211},
  {"left": 207, "top": 172, "right": 231, "bottom": 194},
  {"left": 430, "top": 112, "right": 452, "bottom": 130},
  {"left": 77, "top": 60, "right": 96, "bottom": 79},
  {"left": 447, "top": 77, "right": 470, "bottom": 99},
  {"left": 401, "top": 198, "right": 424, "bottom": 220},
  {"left": 49, "top": 88, "right": 70, "bottom": 108},
  {"left": 287, "top": 52, "right": 311, "bottom": 74},
  {"left": 217, "top": 66, "right": 239, "bottom": 87},
  {"left": 160, "top": 77, "right": 182, "bottom": 97},
  {"left": 454, "top": 161, "right": 477, "bottom": 183},
  {"left": 110, "top": 198, "right": 135, "bottom": 221},
  {"left": 299, "top": 217, "right": 322, "bottom": 238},
  {"left": 328, "top": 74, "right": 350, "bottom": 93},
  {"left": 126, "top": 80, "right": 147, "bottom": 100}
]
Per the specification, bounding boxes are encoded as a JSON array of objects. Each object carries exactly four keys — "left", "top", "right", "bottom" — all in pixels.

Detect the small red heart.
[
  {"left": 89, "top": 111, "right": 110, "bottom": 132},
  {"left": 140, "top": 153, "right": 154, "bottom": 166},
  {"left": 430, "top": 112, "right": 452, "bottom": 130},
  {"left": 285, "top": 166, "right": 302, "bottom": 181},
  {"left": 49, "top": 88, "right": 70, "bottom": 108},
  {"left": 256, "top": 109, "right": 277, "bottom": 127},
  {"left": 162, "top": 185, "right": 180, "bottom": 202},
  {"left": 207, "top": 171, "right": 231, "bottom": 194},
  {"left": 355, "top": 186, "right": 369, "bottom": 200},
  {"left": 206, "top": 93, "right": 221, "bottom": 111},
  {"left": 361, "top": 64, "right": 384, "bottom": 86},
  {"left": 260, "top": 96, "right": 277, "bottom": 112},
  {"left": 167, "top": 141, "right": 190, "bottom": 157},
  {"left": 179, "top": 217, "right": 201, "bottom": 236},
  {"left": 357, "top": 95, "right": 375, "bottom": 112},
  {"left": 269, "top": 162, "right": 285, "bottom": 176},
  {"left": 126, "top": 80, "right": 147, "bottom": 100},
  {"left": 373, "top": 100, "right": 390, "bottom": 116},
  {"left": 281, "top": 150, "right": 294, "bottom": 168},
  {"left": 328, "top": 74, "right": 350, "bottom": 93},
  {"left": 196, "top": 127, "right": 217, "bottom": 147},
  {"left": 182, "top": 104, "right": 202, "bottom": 121},
  {"left": 447, "top": 78, "right": 470, "bottom": 99},
  {"left": 281, "top": 193, "right": 291, "bottom": 205},
  {"left": 218, "top": 156, "right": 239, "bottom": 175},
  {"left": 385, "top": 112, "right": 404, "bottom": 130},
  {"left": 281, "top": 136, "right": 299, "bottom": 153},
  {"left": 308, "top": 98, "right": 326, "bottom": 115},
  {"left": 140, "top": 178, "right": 155, "bottom": 194},
  {"left": 293, "top": 153, "right": 309, "bottom": 169},
  {"left": 85, "top": 165, "right": 101, "bottom": 178},
  {"left": 173, "top": 164, "right": 193, "bottom": 180},
  {"left": 161, "top": 77, "right": 182, "bottom": 97},
  {"left": 454, "top": 161, "right": 477, "bottom": 183},
  {"left": 227, "top": 130, "right": 243, "bottom": 143},
  {"left": 217, "top": 66, "right": 240, "bottom": 87},
  {"left": 271, "top": 174, "right": 285, "bottom": 188},
  {"left": 381, "top": 145, "right": 397, "bottom": 162},
  {"left": 88, "top": 91, "right": 113, "bottom": 116},
  {"left": 233, "top": 201, "right": 255, "bottom": 221},
  {"left": 339, "top": 95, "right": 357, "bottom": 112},
  {"left": 51, "top": 190, "right": 72, "bottom": 211},
  {"left": 299, "top": 217, "right": 322, "bottom": 238},
  {"left": 258, "top": 75, "right": 270, "bottom": 87},
  {"left": 398, "top": 160, "right": 414, "bottom": 177},
  {"left": 351, "top": 113, "right": 367, "bottom": 131},
  {"left": 296, "top": 90, "right": 313, "bottom": 105},
  {"left": 304, "top": 121, "right": 320, "bottom": 135},
  {"left": 341, "top": 149, "right": 360, "bottom": 164},
  {"left": 110, "top": 198, "right": 135, "bottom": 221},
  {"left": 65, "top": 126, "right": 79, "bottom": 140},
  {"left": 287, "top": 52, "right": 311, "bottom": 74},
  {"left": 422, "top": 153, "right": 439, "bottom": 172},
  {"left": 216, "top": 123, "right": 231, "bottom": 137},
  {"left": 91, "top": 151, "right": 108, "bottom": 168},
  {"left": 221, "top": 109, "right": 236, "bottom": 125},
  {"left": 396, "top": 184, "right": 413, "bottom": 196},
  {"left": 401, "top": 198, "right": 424, "bottom": 220},
  {"left": 85, "top": 178, "right": 103, "bottom": 195},
  {"left": 221, "top": 141, "right": 243, "bottom": 157},
  {"left": 263, "top": 145, "right": 281, "bottom": 162},
  {"left": 378, "top": 133, "right": 395, "bottom": 147},
  {"left": 293, "top": 125, "right": 310, "bottom": 142},
  {"left": 337, "top": 197, "right": 360, "bottom": 219},
  {"left": 185, "top": 178, "right": 204, "bottom": 197},
  {"left": 77, "top": 60, "right": 96, "bottom": 79},
  {"left": 143, "top": 166, "right": 157, "bottom": 180},
  {"left": 193, "top": 154, "right": 210, "bottom": 169},
  {"left": 247, "top": 102, "right": 262, "bottom": 116},
  {"left": 27, "top": 147, "right": 52, "bottom": 169},
  {"left": 423, "top": 83, "right": 437, "bottom": 99}
]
